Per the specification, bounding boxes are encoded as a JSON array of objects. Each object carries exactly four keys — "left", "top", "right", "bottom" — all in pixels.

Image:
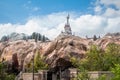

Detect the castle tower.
[{"left": 64, "top": 14, "right": 72, "bottom": 35}]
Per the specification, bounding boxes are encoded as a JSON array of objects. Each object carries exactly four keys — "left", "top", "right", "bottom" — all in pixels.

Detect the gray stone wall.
[
  {"left": 88, "top": 71, "right": 113, "bottom": 80},
  {"left": 22, "top": 73, "right": 40, "bottom": 80},
  {"left": 22, "top": 69, "right": 113, "bottom": 80},
  {"left": 22, "top": 70, "right": 48, "bottom": 80}
]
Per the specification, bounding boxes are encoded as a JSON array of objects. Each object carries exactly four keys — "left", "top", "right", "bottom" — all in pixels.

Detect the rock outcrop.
[
  {"left": 95, "top": 33, "right": 120, "bottom": 49},
  {"left": 0, "top": 33, "right": 120, "bottom": 71},
  {"left": 0, "top": 40, "right": 50, "bottom": 70},
  {"left": 44, "top": 35, "right": 91, "bottom": 68}
]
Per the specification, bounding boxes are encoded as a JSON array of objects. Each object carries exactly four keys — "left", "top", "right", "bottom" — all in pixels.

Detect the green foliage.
[
  {"left": 32, "top": 32, "right": 36, "bottom": 39},
  {"left": 70, "top": 56, "right": 86, "bottom": 72},
  {"left": 96, "top": 75, "right": 107, "bottom": 80},
  {"left": 42, "top": 35, "right": 46, "bottom": 42},
  {"left": 111, "top": 64, "right": 120, "bottom": 80},
  {"left": 93, "top": 35, "right": 97, "bottom": 41},
  {"left": 0, "top": 62, "right": 5, "bottom": 80},
  {"left": 5, "top": 74, "right": 16, "bottom": 80},
  {"left": 0, "top": 62, "right": 15, "bottom": 80},
  {"left": 70, "top": 57, "right": 80, "bottom": 68},
  {"left": 70, "top": 57, "right": 90, "bottom": 80},
  {"left": 105, "top": 43, "right": 120, "bottom": 66},
  {"left": 85, "top": 45, "right": 103, "bottom": 71},
  {"left": 76, "top": 71, "right": 90, "bottom": 80},
  {"left": 71, "top": 43, "right": 120, "bottom": 80},
  {"left": 106, "top": 43, "right": 120, "bottom": 54},
  {"left": 34, "top": 50, "right": 48, "bottom": 72},
  {"left": 100, "top": 43, "right": 120, "bottom": 71},
  {"left": 1, "top": 35, "right": 8, "bottom": 42},
  {"left": 75, "top": 45, "right": 108, "bottom": 71},
  {"left": 26, "top": 50, "right": 48, "bottom": 72},
  {"left": 31, "top": 32, "right": 48, "bottom": 42},
  {"left": 79, "top": 43, "right": 120, "bottom": 71}
]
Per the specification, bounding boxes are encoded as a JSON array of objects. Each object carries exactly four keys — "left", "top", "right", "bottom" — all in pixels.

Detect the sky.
[{"left": 0, "top": 0, "right": 120, "bottom": 39}]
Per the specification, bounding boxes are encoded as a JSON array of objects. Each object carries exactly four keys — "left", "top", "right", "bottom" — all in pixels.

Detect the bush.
[
  {"left": 71, "top": 43, "right": 120, "bottom": 80},
  {"left": 96, "top": 75, "right": 107, "bottom": 80},
  {"left": 0, "top": 62, "right": 15, "bottom": 80},
  {"left": 111, "top": 64, "right": 120, "bottom": 80},
  {"left": 79, "top": 43, "right": 120, "bottom": 71},
  {"left": 26, "top": 50, "right": 48, "bottom": 72},
  {"left": 5, "top": 74, "right": 16, "bottom": 80}
]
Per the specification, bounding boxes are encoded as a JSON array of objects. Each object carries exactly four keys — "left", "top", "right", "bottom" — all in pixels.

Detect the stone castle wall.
[{"left": 22, "top": 69, "right": 113, "bottom": 80}]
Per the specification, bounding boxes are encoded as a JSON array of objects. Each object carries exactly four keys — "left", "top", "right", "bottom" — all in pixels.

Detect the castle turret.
[{"left": 64, "top": 14, "right": 72, "bottom": 35}]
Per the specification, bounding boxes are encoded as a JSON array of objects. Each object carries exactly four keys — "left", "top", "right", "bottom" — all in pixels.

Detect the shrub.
[{"left": 111, "top": 64, "right": 120, "bottom": 80}]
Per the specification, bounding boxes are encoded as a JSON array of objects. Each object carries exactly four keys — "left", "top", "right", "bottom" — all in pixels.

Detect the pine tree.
[
  {"left": 35, "top": 33, "right": 38, "bottom": 42},
  {"left": 38, "top": 34, "right": 41, "bottom": 41},
  {"left": 32, "top": 32, "right": 36, "bottom": 39},
  {"left": 93, "top": 35, "right": 97, "bottom": 41},
  {"left": 42, "top": 35, "right": 46, "bottom": 42}
]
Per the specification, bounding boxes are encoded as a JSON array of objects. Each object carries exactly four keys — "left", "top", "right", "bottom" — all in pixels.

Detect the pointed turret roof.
[{"left": 66, "top": 14, "right": 70, "bottom": 25}]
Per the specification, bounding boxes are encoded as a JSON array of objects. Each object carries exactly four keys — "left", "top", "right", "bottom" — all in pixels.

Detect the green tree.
[
  {"left": 0, "top": 62, "right": 5, "bottom": 80},
  {"left": 42, "top": 35, "right": 46, "bottom": 42},
  {"left": 34, "top": 50, "right": 48, "bottom": 72},
  {"left": 71, "top": 43, "right": 120, "bottom": 71},
  {"left": 0, "top": 62, "right": 15, "bottom": 80},
  {"left": 5, "top": 74, "right": 16, "bottom": 80},
  {"left": 35, "top": 33, "right": 38, "bottom": 42},
  {"left": 26, "top": 50, "right": 48, "bottom": 72},
  {"left": 93, "top": 35, "right": 97, "bottom": 41},
  {"left": 32, "top": 32, "right": 36, "bottom": 39},
  {"left": 111, "top": 64, "right": 120, "bottom": 80},
  {"left": 81, "top": 43, "right": 120, "bottom": 71},
  {"left": 96, "top": 75, "right": 107, "bottom": 80},
  {"left": 1, "top": 35, "right": 8, "bottom": 42},
  {"left": 84, "top": 45, "right": 105, "bottom": 71},
  {"left": 102, "top": 43, "right": 120, "bottom": 70},
  {"left": 70, "top": 56, "right": 90, "bottom": 80},
  {"left": 71, "top": 43, "right": 120, "bottom": 80},
  {"left": 38, "top": 34, "right": 41, "bottom": 41}
]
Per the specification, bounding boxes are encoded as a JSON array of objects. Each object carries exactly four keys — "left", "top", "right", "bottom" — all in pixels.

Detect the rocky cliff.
[
  {"left": 0, "top": 33, "right": 120, "bottom": 70},
  {"left": 44, "top": 35, "right": 91, "bottom": 68},
  {"left": 0, "top": 40, "right": 50, "bottom": 70}
]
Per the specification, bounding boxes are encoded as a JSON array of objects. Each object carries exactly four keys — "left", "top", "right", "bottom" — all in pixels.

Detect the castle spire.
[
  {"left": 64, "top": 14, "right": 72, "bottom": 35},
  {"left": 67, "top": 14, "right": 69, "bottom": 25}
]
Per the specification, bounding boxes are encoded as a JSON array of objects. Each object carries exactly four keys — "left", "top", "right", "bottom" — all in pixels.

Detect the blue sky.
[
  {"left": 0, "top": 0, "right": 95, "bottom": 23},
  {"left": 0, "top": 0, "right": 120, "bottom": 39}
]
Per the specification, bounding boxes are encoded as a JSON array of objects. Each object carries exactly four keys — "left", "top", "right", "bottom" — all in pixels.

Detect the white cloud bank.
[{"left": 0, "top": 0, "right": 120, "bottom": 40}]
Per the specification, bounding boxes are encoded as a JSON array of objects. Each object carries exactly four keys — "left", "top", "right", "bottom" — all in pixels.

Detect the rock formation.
[
  {"left": 44, "top": 35, "right": 91, "bottom": 69},
  {"left": 0, "top": 33, "right": 120, "bottom": 71},
  {"left": 0, "top": 40, "right": 50, "bottom": 71}
]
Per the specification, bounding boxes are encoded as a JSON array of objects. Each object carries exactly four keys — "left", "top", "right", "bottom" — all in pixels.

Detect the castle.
[
  {"left": 60, "top": 14, "right": 72, "bottom": 36},
  {"left": 64, "top": 14, "right": 72, "bottom": 35}
]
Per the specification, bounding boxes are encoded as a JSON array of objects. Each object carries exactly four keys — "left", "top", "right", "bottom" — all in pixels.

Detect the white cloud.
[
  {"left": 70, "top": 15, "right": 108, "bottom": 37},
  {"left": 103, "top": 8, "right": 120, "bottom": 18},
  {"left": 100, "top": 0, "right": 120, "bottom": 9},
  {"left": 0, "top": 0, "right": 120, "bottom": 40},
  {"left": 94, "top": 6, "right": 102, "bottom": 13},
  {"left": 105, "top": 17, "right": 120, "bottom": 32},
  {"left": 0, "top": 11, "right": 120, "bottom": 40},
  {"left": 0, "top": 12, "right": 67, "bottom": 39}
]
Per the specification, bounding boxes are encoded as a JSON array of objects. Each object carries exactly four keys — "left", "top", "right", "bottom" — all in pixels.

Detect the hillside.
[{"left": 0, "top": 33, "right": 120, "bottom": 71}]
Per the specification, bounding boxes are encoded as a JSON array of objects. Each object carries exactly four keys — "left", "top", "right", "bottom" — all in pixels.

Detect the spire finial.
[{"left": 67, "top": 14, "right": 70, "bottom": 25}]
